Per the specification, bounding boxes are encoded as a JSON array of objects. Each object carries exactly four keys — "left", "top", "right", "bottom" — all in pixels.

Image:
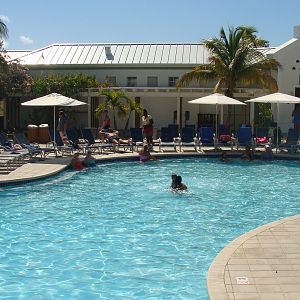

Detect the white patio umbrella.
[
  {"left": 188, "top": 93, "right": 246, "bottom": 138},
  {"left": 21, "top": 93, "right": 86, "bottom": 144},
  {"left": 245, "top": 92, "right": 300, "bottom": 149}
]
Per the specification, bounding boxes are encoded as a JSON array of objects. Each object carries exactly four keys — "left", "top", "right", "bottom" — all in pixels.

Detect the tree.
[
  {"left": 0, "top": 19, "right": 8, "bottom": 41},
  {"left": 0, "top": 18, "right": 9, "bottom": 75},
  {"left": 0, "top": 57, "right": 32, "bottom": 99},
  {"left": 31, "top": 73, "right": 99, "bottom": 98},
  {"left": 177, "top": 26, "right": 279, "bottom": 122},
  {"left": 95, "top": 90, "right": 129, "bottom": 129},
  {"left": 124, "top": 98, "right": 143, "bottom": 130}
]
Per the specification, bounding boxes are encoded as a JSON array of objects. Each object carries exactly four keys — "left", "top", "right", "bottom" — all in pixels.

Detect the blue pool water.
[{"left": 1, "top": 158, "right": 300, "bottom": 299}]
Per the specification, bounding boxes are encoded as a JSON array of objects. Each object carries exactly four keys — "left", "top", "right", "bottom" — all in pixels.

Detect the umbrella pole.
[
  {"left": 215, "top": 104, "right": 218, "bottom": 148},
  {"left": 53, "top": 106, "right": 56, "bottom": 150},
  {"left": 276, "top": 104, "right": 279, "bottom": 153}
]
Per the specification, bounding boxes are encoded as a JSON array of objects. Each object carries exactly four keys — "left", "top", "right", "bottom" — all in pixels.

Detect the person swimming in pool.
[
  {"left": 171, "top": 174, "right": 187, "bottom": 191},
  {"left": 71, "top": 152, "right": 83, "bottom": 171},
  {"left": 83, "top": 150, "right": 96, "bottom": 167},
  {"left": 139, "top": 144, "right": 157, "bottom": 162}
]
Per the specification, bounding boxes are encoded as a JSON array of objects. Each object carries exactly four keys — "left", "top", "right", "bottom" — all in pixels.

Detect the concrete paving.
[{"left": 207, "top": 215, "right": 300, "bottom": 300}]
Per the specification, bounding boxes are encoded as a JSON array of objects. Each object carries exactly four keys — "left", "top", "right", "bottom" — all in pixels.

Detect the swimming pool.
[{"left": 1, "top": 158, "right": 300, "bottom": 299}]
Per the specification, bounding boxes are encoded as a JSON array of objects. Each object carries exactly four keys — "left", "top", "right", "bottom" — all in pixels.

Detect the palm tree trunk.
[
  {"left": 113, "top": 108, "right": 117, "bottom": 129},
  {"left": 124, "top": 111, "right": 132, "bottom": 130},
  {"left": 225, "top": 88, "right": 234, "bottom": 125}
]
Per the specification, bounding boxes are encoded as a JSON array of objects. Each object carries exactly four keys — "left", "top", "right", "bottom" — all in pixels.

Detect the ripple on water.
[{"left": 0, "top": 158, "right": 300, "bottom": 299}]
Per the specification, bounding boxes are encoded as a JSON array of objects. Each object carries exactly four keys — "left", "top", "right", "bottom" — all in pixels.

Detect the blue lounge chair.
[
  {"left": 278, "top": 128, "right": 299, "bottom": 153},
  {"left": 159, "top": 127, "right": 178, "bottom": 152},
  {"left": 177, "top": 127, "right": 198, "bottom": 152},
  {"left": 198, "top": 127, "right": 215, "bottom": 151},
  {"left": 130, "top": 128, "right": 144, "bottom": 152},
  {"left": 236, "top": 127, "right": 253, "bottom": 150},
  {"left": 14, "top": 132, "right": 54, "bottom": 157},
  {"left": 168, "top": 124, "right": 179, "bottom": 138},
  {"left": 66, "top": 128, "right": 99, "bottom": 153}
]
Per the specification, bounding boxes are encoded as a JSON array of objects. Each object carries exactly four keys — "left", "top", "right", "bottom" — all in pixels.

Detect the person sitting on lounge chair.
[
  {"left": 83, "top": 150, "right": 96, "bottom": 167},
  {"left": 99, "top": 129, "right": 132, "bottom": 145},
  {"left": 71, "top": 152, "right": 83, "bottom": 170}
]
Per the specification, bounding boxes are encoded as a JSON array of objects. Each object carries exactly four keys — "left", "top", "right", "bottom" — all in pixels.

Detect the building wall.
[
  {"left": 29, "top": 67, "right": 212, "bottom": 88},
  {"left": 268, "top": 39, "right": 300, "bottom": 133}
]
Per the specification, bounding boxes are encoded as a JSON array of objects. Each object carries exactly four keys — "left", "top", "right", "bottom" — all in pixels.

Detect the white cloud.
[
  {"left": 0, "top": 15, "right": 10, "bottom": 23},
  {"left": 19, "top": 35, "right": 33, "bottom": 45}
]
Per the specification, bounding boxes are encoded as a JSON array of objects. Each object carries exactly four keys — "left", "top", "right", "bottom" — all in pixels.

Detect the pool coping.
[{"left": 207, "top": 214, "right": 300, "bottom": 300}]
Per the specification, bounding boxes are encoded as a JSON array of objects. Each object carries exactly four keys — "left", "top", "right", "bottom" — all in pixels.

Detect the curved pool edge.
[
  {"left": 1, "top": 151, "right": 300, "bottom": 186},
  {"left": 0, "top": 151, "right": 231, "bottom": 186},
  {"left": 207, "top": 214, "right": 300, "bottom": 300}
]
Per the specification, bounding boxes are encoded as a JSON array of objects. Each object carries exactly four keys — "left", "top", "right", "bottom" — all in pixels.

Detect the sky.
[{"left": 1, "top": 0, "right": 300, "bottom": 50}]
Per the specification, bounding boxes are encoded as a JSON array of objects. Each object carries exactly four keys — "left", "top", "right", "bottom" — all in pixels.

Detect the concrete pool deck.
[{"left": 1, "top": 149, "right": 300, "bottom": 300}]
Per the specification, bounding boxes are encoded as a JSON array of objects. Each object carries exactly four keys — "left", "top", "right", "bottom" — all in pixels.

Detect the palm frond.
[{"left": 176, "top": 65, "right": 217, "bottom": 87}]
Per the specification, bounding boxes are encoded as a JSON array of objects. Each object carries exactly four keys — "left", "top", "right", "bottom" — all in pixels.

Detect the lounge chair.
[
  {"left": 216, "top": 124, "right": 233, "bottom": 149},
  {"left": 158, "top": 127, "right": 178, "bottom": 152},
  {"left": 49, "top": 130, "right": 74, "bottom": 155},
  {"left": 13, "top": 132, "right": 54, "bottom": 157},
  {"left": 278, "top": 128, "right": 299, "bottom": 153},
  {"left": 254, "top": 127, "right": 269, "bottom": 147},
  {"left": 81, "top": 128, "right": 115, "bottom": 153},
  {"left": 130, "top": 128, "right": 144, "bottom": 152},
  {"left": 236, "top": 127, "right": 253, "bottom": 150},
  {"left": 198, "top": 127, "right": 215, "bottom": 151},
  {"left": 66, "top": 128, "right": 88, "bottom": 151},
  {"left": 176, "top": 127, "right": 198, "bottom": 152}
]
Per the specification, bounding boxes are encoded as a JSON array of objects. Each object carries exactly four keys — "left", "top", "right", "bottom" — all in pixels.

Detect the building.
[{"left": 4, "top": 26, "right": 300, "bottom": 134}]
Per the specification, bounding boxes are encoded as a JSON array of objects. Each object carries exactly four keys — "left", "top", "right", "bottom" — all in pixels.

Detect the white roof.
[
  {"left": 6, "top": 50, "right": 32, "bottom": 61},
  {"left": 11, "top": 43, "right": 275, "bottom": 67}
]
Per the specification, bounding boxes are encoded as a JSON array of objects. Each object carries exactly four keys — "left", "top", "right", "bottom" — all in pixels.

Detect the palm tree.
[
  {"left": 0, "top": 18, "right": 8, "bottom": 41},
  {"left": 177, "top": 26, "right": 279, "bottom": 121},
  {"left": 95, "top": 90, "right": 129, "bottom": 129},
  {"left": 124, "top": 98, "right": 143, "bottom": 130},
  {"left": 0, "top": 19, "right": 8, "bottom": 73}
]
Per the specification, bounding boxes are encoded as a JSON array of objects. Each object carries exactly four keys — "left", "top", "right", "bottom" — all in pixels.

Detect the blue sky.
[{"left": 1, "top": 0, "right": 300, "bottom": 50}]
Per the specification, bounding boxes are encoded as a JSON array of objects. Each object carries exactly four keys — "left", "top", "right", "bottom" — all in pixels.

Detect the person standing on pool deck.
[
  {"left": 102, "top": 109, "right": 111, "bottom": 131},
  {"left": 141, "top": 109, "right": 154, "bottom": 149},
  {"left": 57, "top": 109, "right": 68, "bottom": 141}
]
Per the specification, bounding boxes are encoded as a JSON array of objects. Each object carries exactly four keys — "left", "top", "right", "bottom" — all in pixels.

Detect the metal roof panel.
[
  {"left": 147, "top": 45, "right": 157, "bottom": 64},
  {"left": 84, "top": 46, "right": 98, "bottom": 64},
  {"left": 77, "top": 46, "right": 92, "bottom": 64},
  {"left": 56, "top": 46, "right": 72, "bottom": 64},
  {"left": 139, "top": 45, "right": 150, "bottom": 64},
  {"left": 118, "top": 45, "right": 130, "bottom": 64},
  {"left": 63, "top": 46, "right": 78, "bottom": 64},
  {"left": 70, "top": 46, "right": 85, "bottom": 64},
  {"left": 154, "top": 45, "right": 164, "bottom": 63},
  {"left": 126, "top": 44, "right": 137, "bottom": 64}
]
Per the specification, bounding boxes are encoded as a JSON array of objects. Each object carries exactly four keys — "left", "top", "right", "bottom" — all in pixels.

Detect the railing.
[{"left": 81, "top": 87, "right": 268, "bottom": 98}]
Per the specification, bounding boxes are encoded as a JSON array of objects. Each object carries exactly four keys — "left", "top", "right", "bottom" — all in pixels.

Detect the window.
[
  {"left": 147, "top": 76, "right": 158, "bottom": 87},
  {"left": 168, "top": 76, "right": 178, "bottom": 87},
  {"left": 127, "top": 77, "right": 137, "bottom": 87},
  {"left": 105, "top": 76, "right": 116, "bottom": 86}
]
